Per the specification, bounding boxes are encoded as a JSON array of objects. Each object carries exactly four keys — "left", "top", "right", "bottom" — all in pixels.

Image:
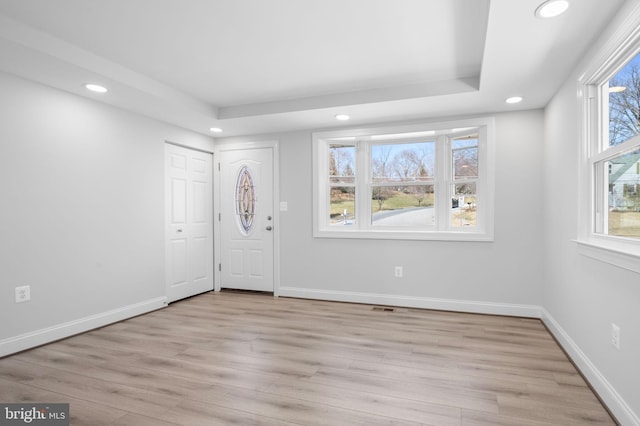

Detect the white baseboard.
[
  {"left": 542, "top": 308, "right": 639, "bottom": 426},
  {"left": 279, "top": 287, "right": 638, "bottom": 424},
  {"left": 0, "top": 297, "right": 167, "bottom": 358},
  {"left": 278, "top": 286, "right": 542, "bottom": 318}
]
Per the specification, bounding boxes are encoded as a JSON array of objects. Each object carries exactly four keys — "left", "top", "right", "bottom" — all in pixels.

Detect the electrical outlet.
[
  {"left": 394, "top": 266, "right": 403, "bottom": 278},
  {"left": 15, "top": 285, "right": 31, "bottom": 303},
  {"left": 611, "top": 323, "right": 620, "bottom": 349}
]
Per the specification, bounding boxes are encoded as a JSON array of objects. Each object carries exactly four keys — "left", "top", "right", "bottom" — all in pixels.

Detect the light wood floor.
[{"left": 0, "top": 291, "right": 616, "bottom": 425}]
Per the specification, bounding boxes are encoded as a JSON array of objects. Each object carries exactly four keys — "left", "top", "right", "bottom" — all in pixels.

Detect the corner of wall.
[{"left": 541, "top": 308, "right": 640, "bottom": 426}]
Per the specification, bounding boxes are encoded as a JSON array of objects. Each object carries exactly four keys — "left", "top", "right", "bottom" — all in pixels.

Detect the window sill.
[
  {"left": 315, "top": 229, "right": 494, "bottom": 242},
  {"left": 575, "top": 239, "right": 640, "bottom": 274}
]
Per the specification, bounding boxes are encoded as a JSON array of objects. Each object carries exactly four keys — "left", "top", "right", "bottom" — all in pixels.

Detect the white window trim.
[
  {"left": 312, "top": 117, "right": 495, "bottom": 241},
  {"left": 578, "top": 8, "right": 640, "bottom": 267}
]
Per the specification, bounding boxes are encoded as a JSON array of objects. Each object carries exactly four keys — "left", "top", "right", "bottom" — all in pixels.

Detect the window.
[
  {"left": 580, "top": 25, "right": 640, "bottom": 264},
  {"left": 313, "top": 118, "right": 494, "bottom": 240},
  {"left": 370, "top": 139, "right": 435, "bottom": 228},
  {"left": 329, "top": 144, "right": 356, "bottom": 225}
]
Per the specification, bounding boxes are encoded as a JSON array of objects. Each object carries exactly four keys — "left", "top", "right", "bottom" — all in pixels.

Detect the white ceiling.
[{"left": 0, "top": 0, "right": 625, "bottom": 137}]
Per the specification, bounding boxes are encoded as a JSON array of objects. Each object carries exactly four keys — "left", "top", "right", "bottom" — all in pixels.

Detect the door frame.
[{"left": 213, "top": 140, "right": 280, "bottom": 295}]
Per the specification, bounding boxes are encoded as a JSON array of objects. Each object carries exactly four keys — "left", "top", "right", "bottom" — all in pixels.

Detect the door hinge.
[
  {"left": 218, "top": 162, "right": 221, "bottom": 171},
  {"left": 218, "top": 212, "right": 221, "bottom": 221},
  {"left": 218, "top": 263, "right": 221, "bottom": 272}
]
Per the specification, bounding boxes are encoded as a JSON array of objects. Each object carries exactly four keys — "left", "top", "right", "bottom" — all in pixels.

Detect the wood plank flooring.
[{"left": 0, "top": 291, "right": 616, "bottom": 425}]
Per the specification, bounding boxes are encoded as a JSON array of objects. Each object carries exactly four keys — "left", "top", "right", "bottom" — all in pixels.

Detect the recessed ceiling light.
[
  {"left": 609, "top": 86, "right": 626, "bottom": 93},
  {"left": 535, "top": 0, "right": 569, "bottom": 18},
  {"left": 335, "top": 114, "right": 350, "bottom": 121},
  {"left": 505, "top": 96, "right": 523, "bottom": 104},
  {"left": 209, "top": 127, "right": 223, "bottom": 133},
  {"left": 85, "top": 83, "right": 107, "bottom": 93}
]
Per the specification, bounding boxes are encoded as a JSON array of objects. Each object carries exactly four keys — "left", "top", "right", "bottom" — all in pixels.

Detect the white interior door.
[
  {"left": 165, "top": 143, "right": 214, "bottom": 302},
  {"left": 220, "top": 147, "right": 274, "bottom": 292}
]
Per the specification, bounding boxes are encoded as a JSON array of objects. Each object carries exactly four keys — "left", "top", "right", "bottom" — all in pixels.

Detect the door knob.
[
  {"left": 266, "top": 226, "right": 273, "bottom": 231},
  {"left": 177, "top": 229, "right": 183, "bottom": 233}
]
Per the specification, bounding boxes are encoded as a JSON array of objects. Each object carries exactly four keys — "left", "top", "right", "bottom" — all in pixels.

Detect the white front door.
[
  {"left": 165, "top": 143, "right": 214, "bottom": 303},
  {"left": 220, "top": 147, "right": 274, "bottom": 292}
]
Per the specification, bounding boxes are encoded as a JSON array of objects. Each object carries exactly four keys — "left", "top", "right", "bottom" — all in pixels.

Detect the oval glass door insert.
[{"left": 235, "top": 165, "right": 256, "bottom": 234}]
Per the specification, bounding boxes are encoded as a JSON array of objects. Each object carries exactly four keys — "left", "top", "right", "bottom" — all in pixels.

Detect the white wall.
[
  {"left": 0, "top": 71, "right": 213, "bottom": 355},
  {"left": 542, "top": 3, "right": 640, "bottom": 423},
  {"left": 219, "top": 110, "right": 545, "bottom": 315}
]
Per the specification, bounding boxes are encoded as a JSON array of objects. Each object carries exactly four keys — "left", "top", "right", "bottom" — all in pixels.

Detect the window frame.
[
  {"left": 312, "top": 117, "right": 495, "bottom": 241},
  {"left": 578, "top": 18, "right": 640, "bottom": 271}
]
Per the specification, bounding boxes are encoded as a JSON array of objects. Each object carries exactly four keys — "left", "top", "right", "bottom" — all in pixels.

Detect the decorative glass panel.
[{"left": 235, "top": 166, "right": 256, "bottom": 234}]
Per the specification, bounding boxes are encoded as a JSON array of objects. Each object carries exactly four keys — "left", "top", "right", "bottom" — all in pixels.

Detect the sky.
[
  {"left": 332, "top": 137, "right": 479, "bottom": 177},
  {"left": 611, "top": 52, "right": 640, "bottom": 83}
]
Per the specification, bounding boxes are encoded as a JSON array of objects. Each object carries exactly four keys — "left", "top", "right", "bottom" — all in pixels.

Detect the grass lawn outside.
[
  {"left": 330, "top": 190, "right": 434, "bottom": 216},
  {"left": 330, "top": 190, "right": 445, "bottom": 224}
]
